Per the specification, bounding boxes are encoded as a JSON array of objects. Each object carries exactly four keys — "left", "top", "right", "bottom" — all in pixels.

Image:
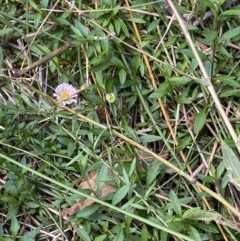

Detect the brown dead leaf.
[
  {"left": 96, "top": 106, "right": 107, "bottom": 122},
  {"left": 60, "top": 200, "right": 82, "bottom": 218},
  {"left": 186, "top": 115, "right": 195, "bottom": 130},
  {"left": 196, "top": 41, "right": 212, "bottom": 55},
  {"left": 61, "top": 170, "right": 116, "bottom": 217}
]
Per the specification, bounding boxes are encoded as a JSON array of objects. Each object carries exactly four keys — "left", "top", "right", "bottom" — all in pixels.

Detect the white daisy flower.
[
  {"left": 106, "top": 93, "right": 116, "bottom": 103},
  {"left": 54, "top": 83, "right": 77, "bottom": 105}
]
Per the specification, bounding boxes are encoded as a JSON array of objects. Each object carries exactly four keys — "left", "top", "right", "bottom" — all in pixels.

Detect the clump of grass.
[{"left": 1, "top": 0, "right": 240, "bottom": 240}]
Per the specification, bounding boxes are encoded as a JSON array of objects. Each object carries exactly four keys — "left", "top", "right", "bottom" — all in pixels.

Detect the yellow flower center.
[
  {"left": 60, "top": 91, "right": 71, "bottom": 100},
  {"left": 108, "top": 96, "right": 115, "bottom": 102},
  {"left": 106, "top": 93, "right": 115, "bottom": 103}
]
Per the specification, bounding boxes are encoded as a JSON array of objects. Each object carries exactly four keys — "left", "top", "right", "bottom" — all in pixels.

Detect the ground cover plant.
[{"left": 1, "top": 0, "right": 240, "bottom": 240}]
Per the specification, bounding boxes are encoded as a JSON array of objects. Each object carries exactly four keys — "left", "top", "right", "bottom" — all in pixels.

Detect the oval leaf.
[
  {"left": 77, "top": 204, "right": 100, "bottom": 218},
  {"left": 77, "top": 228, "right": 91, "bottom": 241},
  {"left": 147, "top": 162, "right": 162, "bottom": 187},
  {"left": 149, "top": 82, "right": 170, "bottom": 98},
  {"left": 194, "top": 109, "right": 207, "bottom": 134},
  {"left": 112, "top": 185, "right": 129, "bottom": 205},
  {"left": 141, "top": 224, "right": 149, "bottom": 241},
  {"left": 222, "top": 141, "right": 240, "bottom": 191},
  {"left": 169, "top": 190, "right": 182, "bottom": 216},
  {"left": 84, "top": 93, "right": 106, "bottom": 106},
  {"left": 139, "top": 134, "right": 162, "bottom": 143}
]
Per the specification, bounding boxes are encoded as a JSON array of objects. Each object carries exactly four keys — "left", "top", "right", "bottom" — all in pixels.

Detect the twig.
[{"left": 12, "top": 42, "right": 72, "bottom": 77}]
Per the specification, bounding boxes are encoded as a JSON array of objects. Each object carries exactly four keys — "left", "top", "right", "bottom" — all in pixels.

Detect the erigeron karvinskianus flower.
[
  {"left": 54, "top": 83, "right": 77, "bottom": 105},
  {"left": 106, "top": 93, "right": 115, "bottom": 103}
]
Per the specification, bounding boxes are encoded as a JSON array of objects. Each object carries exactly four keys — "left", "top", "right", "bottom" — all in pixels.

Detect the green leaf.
[
  {"left": 219, "top": 89, "right": 240, "bottom": 97},
  {"left": 188, "top": 226, "right": 201, "bottom": 241},
  {"left": 112, "top": 185, "right": 129, "bottom": 205},
  {"left": 25, "top": 202, "right": 40, "bottom": 208},
  {"left": 94, "top": 234, "right": 107, "bottom": 241},
  {"left": 119, "top": 69, "right": 127, "bottom": 85},
  {"left": 139, "top": 41, "right": 150, "bottom": 48},
  {"left": 20, "top": 226, "right": 41, "bottom": 240},
  {"left": 220, "top": 8, "right": 240, "bottom": 16},
  {"left": 29, "top": 0, "right": 40, "bottom": 11},
  {"left": 222, "top": 141, "right": 240, "bottom": 191},
  {"left": 187, "top": 24, "right": 199, "bottom": 30},
  {"left": 169, "top": 190, "right": 182, "bottom": 216},
  {"left": 201, "top": 0, "right": 217, "bottom": 11},
  {"left": 0, "top": 238, "right": 15, "bottom": 241},
  {"left": 220, "top": 26, "right": 240, "bottom": 42},
  {"left": 114, "top": 18, "right": 121, "bottom": 35},
  {"left": 95, "top": 72, "right": 104, "bottom": 89},
  {"left": 30, "top": 44, "right": 51, "bottom": 55},
  {"left": 0, "top": 28, "right": 14, "bottom": 37},
  {"left": 101, "top": 39, "right": 109, "bottom": 55},
  {"left": 77, "top": 204, "right": 100, "bottom": 218},
  {"left": 204, "top": 28, "right": 218, "bottom": 42},
  {"left": 129, "top": 157, "right": 136, "bottom": 176},
  {"left": 74, "top": 19, "right": 89, "bottom": 37},
  {"left": 194, "top": 109, "right": 207, "bottom": 134},
  {"left": 216, "top": 161, "right": 226, "bottom": 179},
  {"left": 90, "top": 63, "right": 110, "bottom": 72},
  {"left": 141, "top": 224, "right": 148, "bottom": 241},
  {"left": 10, "top": 216, "right": 20, "bottom": 237},
  {"left": 174, "top": 95, "right": 191, "bottom": 104},
  {"left": 19, "top": 238, "right": 35, "bottom": 241},
  {"left": 67, "top": 152, "right": 83, "bottom": 167},
  {"left": 147, "top": 19, "right": 160, "bottom": 32},
  {"left": 187, "top": 210, "right": 222, "bottom": 221},
  {"left": 97, "top": 164, "right": 109, "bottom": 190},
  {"left": 49, "top": 56, "right": 57, "bottom": 73},
  {"left": 122, "top": 125, "right": 138, "bottom": 141},
  {"left": 110, "top": 56, "right": 125, "bottom": 69},
  {"left": 139, "top": 134, "right": 162, "bottom": 143},
  {"left": 146, "top": 162, "right": 162, "bottom": 187},
  {"left": 169, "top": 76, "right": 191, "bottom": 84},
  {"left": 56, "top": 16, "right": 70, "bottom": 25},
  {"left": 71, "top": 25, "right": 83, "bottom": 37},
  {"left": 7, "top": 204, "right": 20, "bottom": 220},
  {"left": 218, "top": 45, "right": 232, "bottom": 58},
  {"left": 122, "top": 167, "right": 130, "bottom": 184},
  {"left": 67, "top": 141, "right": 76, "bottom": 157},
  {"left": 34, "top": 12, "right": 42, "bottom": 27},
  {"left": 84, "top": 93, "right": 106, "bottom": 106},
  {"left": 0, "top": 195, "right": 18, "bottom": 204},
  {"left": 40, "top": 0, "right": 49, "bottom": 8},
  {"left": 118, "top": 18, "right": 129, "bottom": 37},
  {"left": 182, "top": 207, "right": 201, "bottom": 219},
  {"left": 217, "top": 75, "right": 240, "bottom": 87},
  {"left": 127, "top": 18, "right": 146, "bottom": 24},
  {"left": 127, "top": 96, "right": 137, "bottom": 109},
  {"left": 113, "top": 228, "right": 124, "bottom": 241},
  {"left": 149, "top": 82, "right": 170, "bottom": 98},
  {"left": 77, "top": 227, "right": 91, "bottom": 241}
]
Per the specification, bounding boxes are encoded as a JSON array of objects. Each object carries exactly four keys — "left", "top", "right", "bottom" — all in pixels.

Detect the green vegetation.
[{"left": 1, "top": 0, "right": 240, "bottom": 240}]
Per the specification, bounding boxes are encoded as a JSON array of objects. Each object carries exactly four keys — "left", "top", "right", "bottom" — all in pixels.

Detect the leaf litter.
[{"left": 60, "top": 170, "right": 116, "bottom": 217}]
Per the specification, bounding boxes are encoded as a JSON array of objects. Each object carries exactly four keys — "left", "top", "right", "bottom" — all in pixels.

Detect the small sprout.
[
  {"left": 54, "top": 83, "right": 77, "bottom": 105},
  {"left": 106, "top": 93, "right": 116, "bottom": 103}
]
